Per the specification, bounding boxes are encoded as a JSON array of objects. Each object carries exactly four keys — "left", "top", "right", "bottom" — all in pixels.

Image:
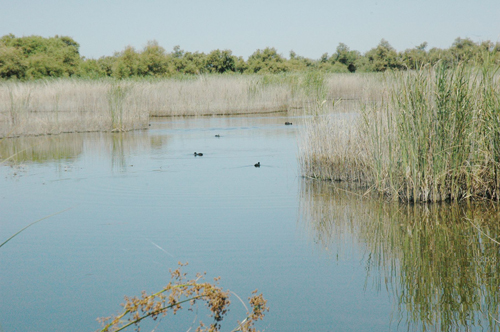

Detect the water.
[{"left": 1, "top": 114, "right": 499, "bottom": 332}]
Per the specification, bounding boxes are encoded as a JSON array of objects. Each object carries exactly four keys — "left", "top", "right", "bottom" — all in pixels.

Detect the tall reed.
[{"left": 300, "top": 63, "right": 500, "bottom": 202}]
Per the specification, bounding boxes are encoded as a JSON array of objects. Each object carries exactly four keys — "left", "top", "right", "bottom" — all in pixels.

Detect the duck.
[
  {"left": 194, "top": 152, "right": 203, "bottom": 156},
  {"left": 285, "top": 122, "right": 292, "bottom": 125},
  {"left": 215, "top": 134, "right": 221, "bottom": 137},
  {"left": 254, "top": 162, "right": 260, "bottom": 167}
]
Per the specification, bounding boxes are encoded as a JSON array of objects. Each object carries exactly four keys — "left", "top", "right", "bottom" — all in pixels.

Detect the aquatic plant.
[
  {"left": 98, "top": 263, "right": 268, "bottom": 332},
  {"left": 107, "top": 83, "right": 129, "bottom": 132},
  {"left": 300, "top": 63, "right": 500, "bottom": 202}
]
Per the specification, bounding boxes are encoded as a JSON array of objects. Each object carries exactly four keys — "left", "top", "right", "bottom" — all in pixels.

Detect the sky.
[{"left": 1, "top": 0, "right": 499, "bottom": 60}]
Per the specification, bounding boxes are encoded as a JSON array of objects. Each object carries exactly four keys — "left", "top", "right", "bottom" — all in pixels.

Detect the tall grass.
[
  {"left": 0, "top": 73, "right": 385, "bottom": 138},
  {"left": 300, "top": 63, "right": 500, "bottom": 202}
]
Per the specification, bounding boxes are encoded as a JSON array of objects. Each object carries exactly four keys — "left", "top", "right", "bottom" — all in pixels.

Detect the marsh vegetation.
[
  {"left": 0, "top": 72, "right": 383, "bottom": 138},
  {"left": 300, "top": 63, "right": 500, "bottom": 202}
]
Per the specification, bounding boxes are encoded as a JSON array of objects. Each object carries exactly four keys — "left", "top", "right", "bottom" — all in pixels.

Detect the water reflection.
[
  {"left": 0, "top": 135, "right": 83, "bottom": 164},
  {"left": 0, "top": 131, "right": 159, "bottom": 172},
  {"left": 299, "top": 179, "right": 500, "bottom": 331}
]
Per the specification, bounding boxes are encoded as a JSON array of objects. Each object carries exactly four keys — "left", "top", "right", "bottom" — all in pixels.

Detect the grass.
[
  {"left": 299, "top": 63, "right": 500, "bottom": 202},
  {"left": 0, "top": 73, "right": 384, "bottom": 138},
  {"left": 299, "top": 179, "right": 500, "bottom": 331}
]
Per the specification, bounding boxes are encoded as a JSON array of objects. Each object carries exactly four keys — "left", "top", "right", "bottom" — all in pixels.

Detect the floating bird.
[
  {"left": 215, "top": 134, "right": 220, "bottom": 137},
  {"left": 285, "top": 122, "right": 292, "bottom": 125},
  {"left": 254, "top": 162, "right": 260, "bottom": 167},
  {"left": 194, "top": 152, "right": 203, "bottom": 156}
]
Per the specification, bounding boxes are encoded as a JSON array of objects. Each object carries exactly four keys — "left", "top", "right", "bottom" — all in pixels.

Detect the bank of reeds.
[
  {"left": 300, "top": 63, "right": 500, "bottom": 202},
  {"left": 0, "top": 73, "right": 384, "bottom": 138}
]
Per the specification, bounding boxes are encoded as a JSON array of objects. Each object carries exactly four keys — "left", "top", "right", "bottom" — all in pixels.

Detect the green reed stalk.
[
  {"left": 368, "top": 63, "right": 499, "bottom": 201},
  {"left": 0, "top": 207, "right": 73, "bottom": 249}
]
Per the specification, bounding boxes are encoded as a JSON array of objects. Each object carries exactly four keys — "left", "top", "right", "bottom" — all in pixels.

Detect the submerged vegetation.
[{"left": 300, "top": 62, "right": 500, "bottom": 202}]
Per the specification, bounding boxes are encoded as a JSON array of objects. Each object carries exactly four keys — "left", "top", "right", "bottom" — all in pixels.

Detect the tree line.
[{"left": 1, "top": 33, "right": 499, "bottom": 80}]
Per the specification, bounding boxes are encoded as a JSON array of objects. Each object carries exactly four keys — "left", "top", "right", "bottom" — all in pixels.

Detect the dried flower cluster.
[{"left": 98, "top": 262, "right": 268, "bottom": 332}]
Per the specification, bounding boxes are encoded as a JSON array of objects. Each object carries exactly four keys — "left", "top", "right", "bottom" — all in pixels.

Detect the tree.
[
  {"left": 401, "top": 42, "right": 429, "bottom": 69},
  {"left": 205, "top": 49, "right": 235, "bottom": 73},
  {"left": 0, "top": 34, "right": 81, "bottom": 79},
  {"left": 112, "top": 46, "right": 140, "bottom": 78},
  {"left": 0, "top": 44, "right": 26, "bottom": 79},
  {"left": 364, "top": 39, "right": 402, "bottom": 72},
  {"left": 139, "top": 40, "right": 168, "bottom": 76},
  {"left": 247, "top": 47, "right": 288, "bottom": 73},
  {"left": 332, "top": 43, "right": 359, "bottom": 72}
]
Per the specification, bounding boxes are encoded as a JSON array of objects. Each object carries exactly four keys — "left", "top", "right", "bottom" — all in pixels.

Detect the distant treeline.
[{"left": 1, "top": 34, "right": 499, "bottom": 80}]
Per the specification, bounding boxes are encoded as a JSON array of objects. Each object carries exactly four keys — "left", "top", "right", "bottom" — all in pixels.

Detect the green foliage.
[
  {"left": 364, "top": 39, "right": 402, "bottom": 72},
  {"left": 247, "top": 47, "right": 288, "bottom": 74},
  {"left": 401, "top": 42, "right": 428, "bottom": 70},
  {"left": 78, "top": 58, "right": 106, "bottom": 79},
  {"left": 328, "top": 62, "right": 350, "bottom": 73},
  {"left": 205, "top": 49, "right": 235, "bottom": 73},
  {"left": 2, "top": 34, "right": 500, "bottom": 80},
  {"left": 0, "top": 44, "right": 26, "bottom": 79},
  {"left": 331, "top": 43, "right": 359, "bottom": 72},
  {"left": 112, "top": 46, "right": 141, "bottom": 79},
  {"left": 0, "top": 34, "right": 80, "bottom": 79},
  {"left": 139, "top": 40, "right": 168, "bottom": 76}
]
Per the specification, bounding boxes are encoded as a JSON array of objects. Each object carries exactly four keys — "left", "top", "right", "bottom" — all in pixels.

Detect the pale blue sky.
[{"left": 1, "top": 0, "right": 499, "bottom": 59}]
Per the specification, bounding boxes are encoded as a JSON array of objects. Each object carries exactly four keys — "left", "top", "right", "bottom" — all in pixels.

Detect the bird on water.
[
  {"left": 194, "top": 152, "right": 203, "bottom": 156},
  {"left": 254, "top": 162, "right": 260, "bottom": 167}
]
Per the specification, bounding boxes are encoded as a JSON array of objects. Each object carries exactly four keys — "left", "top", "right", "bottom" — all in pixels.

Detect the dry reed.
[{"left": 0, "top": 73, "right": 385, "bottom": 138}]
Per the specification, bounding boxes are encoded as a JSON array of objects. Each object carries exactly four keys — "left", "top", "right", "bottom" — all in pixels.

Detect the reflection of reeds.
[
  {"left": 299, "top": 179, "right": 500, "bottom": 331},
  {"left": 0, "top": 134, "right": 83, "bottom": 163},
  {"left": 300, "top": 64, "right": 500, "bottom": 202},
  {"left": 0, "top": 130, "right": 155, "bottom": 171}
]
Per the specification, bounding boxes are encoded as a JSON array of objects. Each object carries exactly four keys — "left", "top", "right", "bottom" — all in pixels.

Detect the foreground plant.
[{"left": 98, "top": 263, "right": 268, "bottom": 332}]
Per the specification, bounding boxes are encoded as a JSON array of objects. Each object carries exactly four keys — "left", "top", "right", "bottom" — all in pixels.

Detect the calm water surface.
[{"left": 1, "top": 114, "right": 499, "bottom": 331}]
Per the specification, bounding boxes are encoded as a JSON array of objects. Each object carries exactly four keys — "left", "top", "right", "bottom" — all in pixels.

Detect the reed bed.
[
  {"left": 299, "top": 179, "right": 500, "bottom": 331},
  {"left": 324, "top": 72, "right": 385, "bottom": 101},
  {"left": 0, "top": 79, "right": 150, "bottom": 137},
  {"left": 0, "top": 73, "right": 384, "bottom": 138},
  {"left": 300, "top": 63, "right": 500, "bottom": 202}
]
